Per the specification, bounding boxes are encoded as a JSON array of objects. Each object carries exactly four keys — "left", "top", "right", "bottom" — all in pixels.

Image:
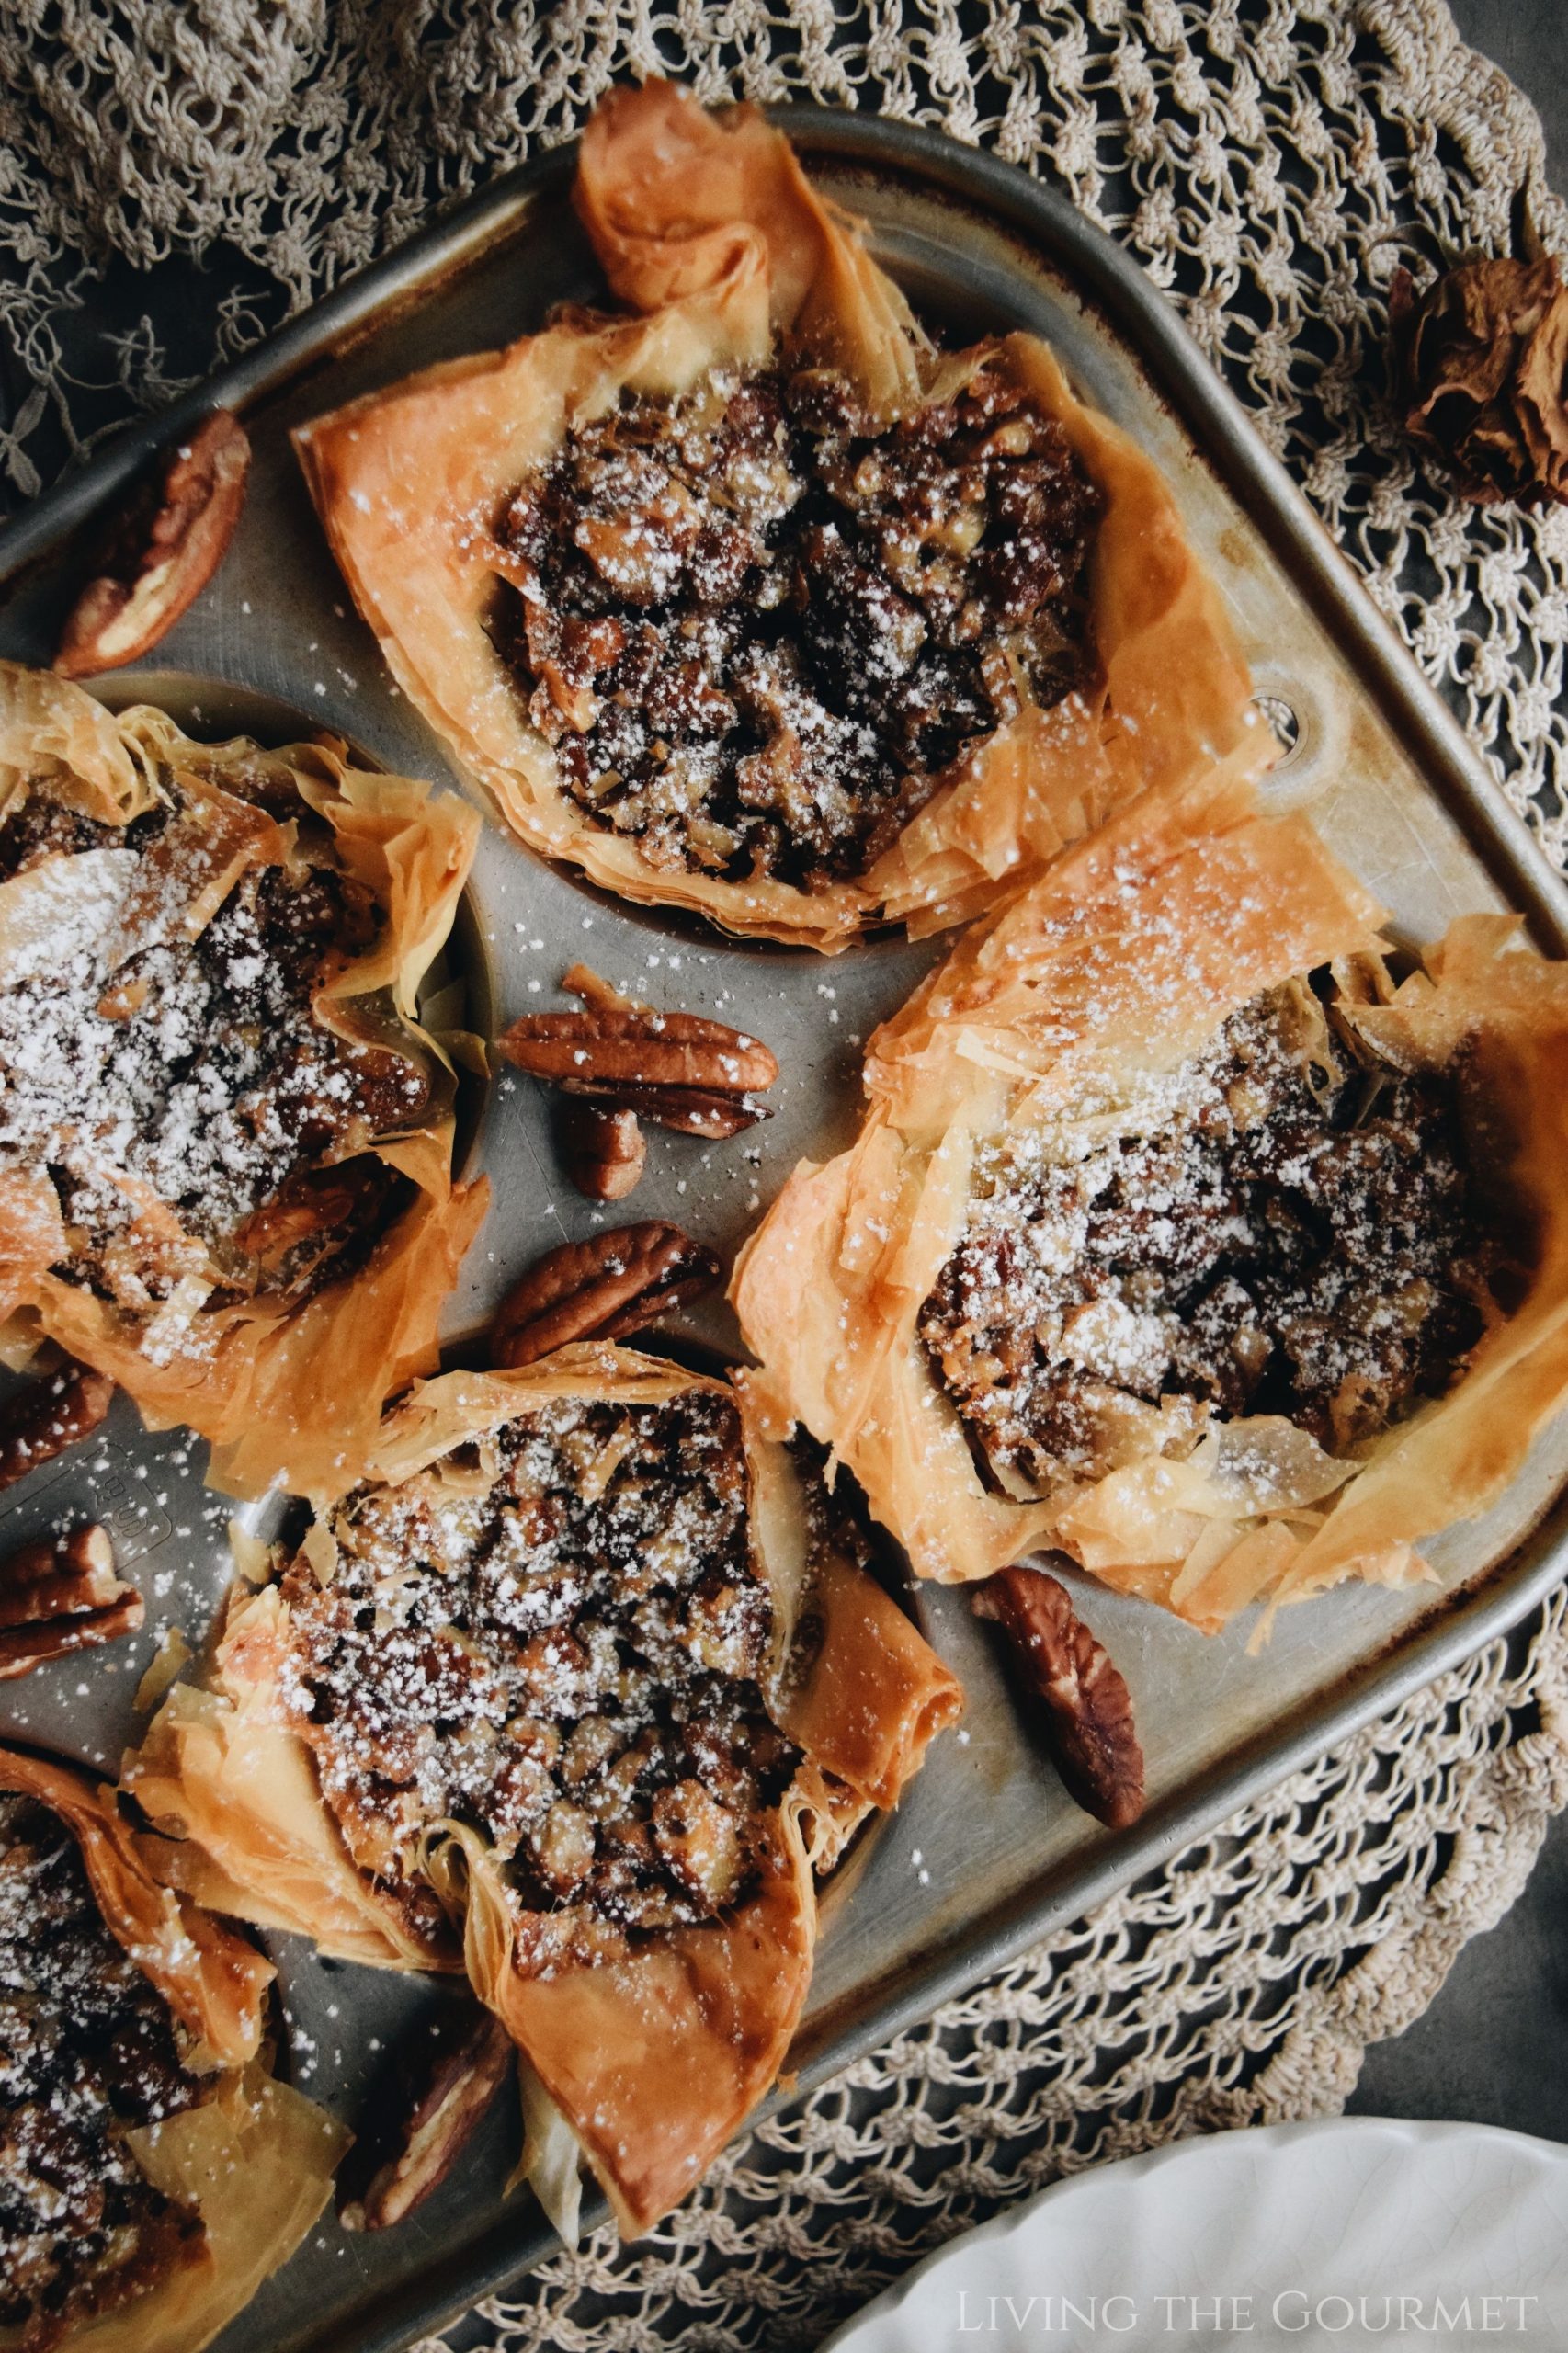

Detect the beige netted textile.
[{"left": 4, "top": 4, "right": 1568, "bottom": 2347}]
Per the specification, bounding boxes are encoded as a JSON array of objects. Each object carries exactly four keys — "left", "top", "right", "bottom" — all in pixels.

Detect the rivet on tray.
[{"left": 1252, "top": 691, "right": 1301, "bottom": 761}]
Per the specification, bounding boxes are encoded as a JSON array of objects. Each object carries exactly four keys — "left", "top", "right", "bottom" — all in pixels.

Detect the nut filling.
[
  {"left": 279, "top": 1390, "right": 800, "bottom": 1950},
  {"left": 919, "top": 983, "right": 1503, "bottom": 1496},
  {"left": 494, "top": 354, "right": 1103, "bottom": 886},
  {"left": 0, "top": 1794, "right": 209, "bottom": 2351},
  {"left": 0, "top": 779, "right": 432, "bottom": 1326}
]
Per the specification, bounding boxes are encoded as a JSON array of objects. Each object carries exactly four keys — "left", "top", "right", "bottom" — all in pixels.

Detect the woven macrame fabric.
[{"left": 3, "top": 4, "right": 1568, "bottom": 2347}]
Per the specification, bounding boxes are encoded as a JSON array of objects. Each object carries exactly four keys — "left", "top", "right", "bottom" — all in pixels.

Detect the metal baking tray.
[{"left": 1, "top": 108, "right": 1566, "bottom": 2353}]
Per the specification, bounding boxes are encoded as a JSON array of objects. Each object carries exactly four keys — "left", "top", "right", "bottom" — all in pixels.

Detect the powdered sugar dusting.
[
  {"left": 494, "top": 353, "right": 1101, "bottom": 887},
  {"left": 921, "top": 982, "right": 1499, "bottom": 1495},
  {"left": 279, "top": 1391, "right": 800, "bottom": 1962},
  {"left": 0, "top": 779, "right": 427, "bottom": 1347}
]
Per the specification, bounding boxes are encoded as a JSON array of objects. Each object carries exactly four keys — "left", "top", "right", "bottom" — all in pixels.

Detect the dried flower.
[{"left": 1388, "top": 254, "right": 1568, "bottom": 508}]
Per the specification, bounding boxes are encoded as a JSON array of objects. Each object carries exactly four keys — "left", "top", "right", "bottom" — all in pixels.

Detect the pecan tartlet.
[
  {"left": 0, "top": 1745, "right": 342, "bottom": 2353},
  {"left": 0, "top": 665, "right": 485, "bottom": 1501},
  {"left": 735, "top": 753, "right": 1568, "bottom": 1638},
  {"left": 488, "top": 356, "right": 1103, "bottom": 889},
  {"left": 294, "top": 82, "right": 1263, "bottom": 949},
  {"left": 917, "top": 980, "right": 1496, "bottom": 1499},
  {"left": 125, "top": 1347, "right": 961, "bottom": 2234}
]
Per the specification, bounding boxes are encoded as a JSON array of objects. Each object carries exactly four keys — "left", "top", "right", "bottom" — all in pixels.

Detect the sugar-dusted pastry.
[
  {"left": 0, "top": 1744, "right": 343, "bottom": 2352},
  {"left": 733, "top": 751, "right": 1568, "bottom": 1635},
  {"left": 294, "top": 81, "right": 1264, "bottom": 949},
  {"left": 0, "top": 665, "right": 487, "bottom": 1501},
  {"left": 125, "top": 1346, "right": 960, "bottom": 2234}
]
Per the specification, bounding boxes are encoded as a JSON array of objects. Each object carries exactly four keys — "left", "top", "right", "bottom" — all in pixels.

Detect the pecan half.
[
  {"left": 504, "top": 972, "right": 777, "bottom": 1173},
  {"left": 562, "top": 1101, "right": 646, "bottom": 1201},
  {"left": 490, "top": 1222, "right": 722, "bottom": 1367},
  {"left": 337, "top": 2002, "right": 514, "bottom": 2232},
  {"left": 498, "top": 1006, "right": 778, "bottom": 1102},
  {"left": 972, "top": 1564, "right": 1145, "bottom": 1829},
  {"left": 0, "top": 1361, "right": 114, "bottom": 1495},
  {"left": 55, "top": 410, "right": 251, "bottom": 678},
  {"left": 0, "top": 1525, "right": 143, "bottom": 1680}
]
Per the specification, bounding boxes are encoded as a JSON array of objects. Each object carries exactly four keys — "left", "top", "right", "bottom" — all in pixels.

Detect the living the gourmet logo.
[{"left": 951, "top": 2290, "right": 1544, "bottom": 2335}]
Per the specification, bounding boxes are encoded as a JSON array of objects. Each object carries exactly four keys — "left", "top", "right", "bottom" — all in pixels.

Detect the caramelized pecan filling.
[
  {"left": 0, "top": 1795, "right": 208, "bottom": 2352},
  {"left": 494, "top": 354, "right": 1103, "bottom": 887},
  {"left": 0, "top": 780, "right": 431, "bottom": 1321},
  {"left": 919, "top": 985, "right": 1500, "bottom": 1495},
  {"left": 279, "top": 1391, "right": 800, "bottom": 1948}
]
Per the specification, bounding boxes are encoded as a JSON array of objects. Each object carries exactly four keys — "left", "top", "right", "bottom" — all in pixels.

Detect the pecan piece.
[
  {"left": 0, "top": 1524, "right": 143, "bottom": 1680},
  {"left": 562, "top": 1101, "right": 646, "bottom": 1201},
  {"left": 498, "top": 1006, "right": 778, "bottom": 1097},
  {"left": 560, "top": 961, "right": 644, "bottom": 1014},
  {"left": 490, "top": 1222, "right": 722, "bottom": 1367},
  {"left": 0, "top": 1360, "right": 114, "bottom": 1494},
  {"left": 55, "top": 410, "right": 251, "bottom": 678},
  {"left": 972, "top": 1564, "right": 1145, "bottom": 1829},
  {"left": 337, "top": 2001, "right": 514, "bottom": 2232},
  {"left": 554, "top": 1075, "right": 768, "bottom": 1138}
]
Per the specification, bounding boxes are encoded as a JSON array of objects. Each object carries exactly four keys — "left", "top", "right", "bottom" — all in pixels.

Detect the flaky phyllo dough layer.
[
  {"left": 0, "top": 665, "right": 487, "bottom": 1502},
  {"left": 0, "top": 1745, "right": 343, "bottom": 2353},
  {"left": 124, "top": 1347, "right": 960, "bottom": 2235},
  {"left": 293, "top": 80, "right": 1264, "bottom": 949},
  {"left": 733, "top": 752, "right": 1568, "bottom": 1637}
]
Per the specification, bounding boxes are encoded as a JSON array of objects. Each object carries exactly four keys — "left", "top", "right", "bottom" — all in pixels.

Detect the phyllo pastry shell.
[
  {"left": 124, "top": 1345, "right": 961, "bottom": 2234},
  {"left": 294, "top": 80, "right": 1262, "bottom": 949},
  {"left": 0, "top": 1743, "right": 343, "bottom": 2353},
  {"left": 733, "top": 750, "right": 1568, "bottom": 1636},
  {"left": 0, "top": 665, "right": 487, "bottom": 1502}
]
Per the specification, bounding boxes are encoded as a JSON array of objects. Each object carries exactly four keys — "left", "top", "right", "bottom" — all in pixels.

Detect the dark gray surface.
[
  {"left": 1449, "top": 0, "right": 1566, "bottom": 176},
  {"left": 1347, "top": 0, "right": 1568, "bottom": 2145},
  {"left": 1351, "top": 1783, "right": 1568, "bottom": 2140}
]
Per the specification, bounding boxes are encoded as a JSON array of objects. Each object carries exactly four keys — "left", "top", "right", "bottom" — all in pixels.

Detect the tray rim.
[{"left": 3, "top": 102, "right": 1567, "bottom": 2353}]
